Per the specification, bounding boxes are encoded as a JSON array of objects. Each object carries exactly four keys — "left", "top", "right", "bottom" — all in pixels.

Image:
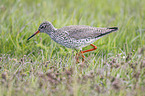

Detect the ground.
[{"left": 0, "top": 0, "right": 145, "bottom": 96}]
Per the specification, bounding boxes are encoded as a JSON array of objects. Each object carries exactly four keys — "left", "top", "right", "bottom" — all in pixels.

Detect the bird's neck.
[
  {"left": 45, "top": 25, "right": 55, "bottom": 35},
  {"left": 46, "top": 27, "right": 57, "bottom": 39},
  {"left": 49, "top": 23, "right": 57, "bottom": 32}
]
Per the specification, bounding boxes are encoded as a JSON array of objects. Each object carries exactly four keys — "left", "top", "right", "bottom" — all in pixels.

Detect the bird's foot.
[
  {"left": 75, "top": 52, "right": 85, "bottom": 63},
  {"left": 75, "top": 53, "right": 80, "bottom": 63}
]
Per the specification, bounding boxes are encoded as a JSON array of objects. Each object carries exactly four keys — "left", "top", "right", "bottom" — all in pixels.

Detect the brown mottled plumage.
[
  {"left": 58, "top": 25, "right": 117, "bottom": 40},
  {"left": 27, "top": 21, "right": 118, "bottom": 62}
]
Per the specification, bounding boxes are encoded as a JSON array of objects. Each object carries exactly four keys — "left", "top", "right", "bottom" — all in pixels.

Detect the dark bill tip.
[{"left": 27, "top": 30, "right": 40, "bottom": 40}]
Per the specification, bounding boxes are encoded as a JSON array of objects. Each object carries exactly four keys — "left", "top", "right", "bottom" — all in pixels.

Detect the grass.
[{"left": 0, "top": 0, "right": 145, "bottom": 95}]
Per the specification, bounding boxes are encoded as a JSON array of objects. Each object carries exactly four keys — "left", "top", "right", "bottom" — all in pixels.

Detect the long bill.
[{"left": 27, "top": 30, "right": 40, "bottom": 40}]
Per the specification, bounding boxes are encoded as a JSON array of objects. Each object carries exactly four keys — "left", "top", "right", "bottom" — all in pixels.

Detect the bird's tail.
[{"left": 95, "top": 27, "right": 118, "bottom": 38}]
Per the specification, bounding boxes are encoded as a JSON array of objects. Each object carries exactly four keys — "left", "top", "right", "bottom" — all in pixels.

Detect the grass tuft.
[{"left": 0, "top": 0, "right": 145, "bottom": 95}]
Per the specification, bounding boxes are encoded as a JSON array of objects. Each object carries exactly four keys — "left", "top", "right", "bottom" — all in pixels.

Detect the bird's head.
[{"left": 27, "top": 21, "right": 55, "bottom": 40}]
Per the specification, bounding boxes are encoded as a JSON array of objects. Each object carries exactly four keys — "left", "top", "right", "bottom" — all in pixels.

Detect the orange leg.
[
  {"left": 75, "top": 53, "right": 80, "bottom": 63},
  {"left": 80, "top": 44, "right": 97, "bottom": 62},
  {"left": 82, "top": 44, "right": 97, "bottom": 53},
  {"left": 75, "top": 44, "right": 97, "bottom": 63},
  {"left": 80, "top": 51, "right": 85, "bottom": 62}
]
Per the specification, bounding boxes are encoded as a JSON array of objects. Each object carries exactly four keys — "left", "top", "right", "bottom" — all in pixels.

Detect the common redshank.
[{"left": 27, "top": 21, "right": 118, "bottom": 62}]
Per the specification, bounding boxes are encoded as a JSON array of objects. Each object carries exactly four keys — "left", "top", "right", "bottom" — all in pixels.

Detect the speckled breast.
[{"left": 48, "top": 31, "right": 96, "bottom": 49}]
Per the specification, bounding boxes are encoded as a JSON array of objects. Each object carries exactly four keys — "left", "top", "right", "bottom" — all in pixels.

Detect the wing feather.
[{"left": 58, "top": 25, "right": 118, "bottom": 40}]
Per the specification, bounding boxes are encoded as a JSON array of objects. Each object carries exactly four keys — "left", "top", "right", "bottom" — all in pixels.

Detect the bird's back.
[{"left": 57, "top": 25, "right": 118, "bottom": 40}]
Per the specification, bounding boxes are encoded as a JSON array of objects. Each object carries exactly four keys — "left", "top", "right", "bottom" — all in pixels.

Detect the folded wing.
[{"left": 58, "top": 25, "right": 118, "bottom": 40}]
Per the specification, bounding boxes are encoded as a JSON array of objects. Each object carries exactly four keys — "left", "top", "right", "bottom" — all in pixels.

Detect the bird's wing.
[{"left": 58, "top": 25, "right": 118, "bottom": 40}]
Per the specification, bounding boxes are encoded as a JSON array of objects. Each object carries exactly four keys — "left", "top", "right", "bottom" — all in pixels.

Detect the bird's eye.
[{"left": 40, "top": 25, "right": 45, "bottom": 29}]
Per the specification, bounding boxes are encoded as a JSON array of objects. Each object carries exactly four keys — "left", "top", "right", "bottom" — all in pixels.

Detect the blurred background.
[
  {"left": 0, "top": 0, "right": 144, "bottom": 58},
  {"left": 0, "top": 0, "right": 145, "bottom": 95}
]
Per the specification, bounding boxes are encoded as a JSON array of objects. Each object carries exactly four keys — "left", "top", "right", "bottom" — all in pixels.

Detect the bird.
[{"left": 27, "top": 21, "right": 118, "bottom": 62}]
